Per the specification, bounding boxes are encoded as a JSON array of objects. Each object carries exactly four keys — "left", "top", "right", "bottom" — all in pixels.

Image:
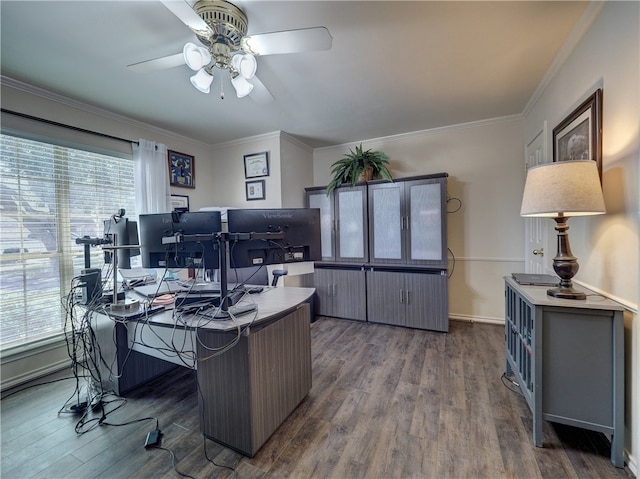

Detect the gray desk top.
[
  {"left": 504, "top": 276, "right": 624, "bottom": 312},
  {"left": 138, "top": 286, "right": 315, "bottom": 332}
]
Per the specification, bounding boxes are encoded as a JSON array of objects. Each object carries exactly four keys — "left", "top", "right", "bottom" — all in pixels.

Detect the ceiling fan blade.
[
  {"left": 243, "top": 27, "right": 332, "bottom": 56},
  {"left": 127, "top": 53, "right": 185, "bottom": 73},
  {"left": 249, "top": 76, "right": 275, "bottom": 104},
  {"left": 161, "top": 0, "right": 212, "bottom": 36}
]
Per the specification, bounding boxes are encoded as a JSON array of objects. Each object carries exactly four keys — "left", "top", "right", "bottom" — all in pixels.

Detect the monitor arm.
[{"left": 162, "top": 231, "right": 286, "bottom": 315}]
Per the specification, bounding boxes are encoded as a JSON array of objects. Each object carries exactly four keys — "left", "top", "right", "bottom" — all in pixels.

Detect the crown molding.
[
  {"left": 210, "top": 130, "right": 282, "bottom": 151},
  {"left": 280, "top": 131, "right": 314, "bottom": 152},
  {"left": 314, "top": 114, "right": 524, "bottom": 152}
]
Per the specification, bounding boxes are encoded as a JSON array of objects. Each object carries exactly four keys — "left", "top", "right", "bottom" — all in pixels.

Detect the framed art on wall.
[
  {"left": 552, "top": 89, "right": 602, "bottom": 180},
  {"left": 168, "top": 150, "right": 195, "bottom": 188},
  {"left": 170, "top": 194, "right": 190, "bottom": 212},
  {"left": 246, "top": 180, "right": 265, "bottom": 201},
  {"left": 244, "top": 151, "right": 269, "bottom": 178}
]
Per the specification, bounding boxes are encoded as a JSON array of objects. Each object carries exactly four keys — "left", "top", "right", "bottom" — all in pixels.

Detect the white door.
[{"left": 524, "top": 125, "right": 548, "bottom": 273}]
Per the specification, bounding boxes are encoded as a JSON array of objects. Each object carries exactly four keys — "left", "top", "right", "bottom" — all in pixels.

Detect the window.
[{"left": 0, "top": 133, "right": 135, "bottom": 348}]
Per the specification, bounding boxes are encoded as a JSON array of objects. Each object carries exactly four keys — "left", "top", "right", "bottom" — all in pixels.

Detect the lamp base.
[{"left": 547, "top": 287, "right": 586, "bottom": 300}]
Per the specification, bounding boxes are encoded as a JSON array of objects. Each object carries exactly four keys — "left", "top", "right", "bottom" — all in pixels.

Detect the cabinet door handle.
[
  {"left": 406, "top": 290, "right": 410, "bottom": 305},
  {"left": 399, "top": 289, "right": 404, "bottom": 303},
  {"left": 533, "top": 248, "right": 544, "bottom": 256}
]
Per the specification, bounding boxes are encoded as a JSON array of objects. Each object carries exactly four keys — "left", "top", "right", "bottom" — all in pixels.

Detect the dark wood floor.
[{"left": 1, "top": 318, "right": 634, "bottom": 479}]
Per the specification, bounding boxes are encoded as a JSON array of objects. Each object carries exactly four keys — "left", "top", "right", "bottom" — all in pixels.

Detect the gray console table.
[{"left": 504, "top": 276, "right": 625, "bottom": 467}]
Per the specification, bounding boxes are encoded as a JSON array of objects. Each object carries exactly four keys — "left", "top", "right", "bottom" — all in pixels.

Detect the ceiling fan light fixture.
[
  {"left": 190, "top": 68, "right": 214, "bottom": 93},
  {"left": 183, "top": 42, "right": 211, "bottom": 71},
  {"left": 231, "top": 74, "right": 253, "bottom": 98},
  {"left": 232, "top": 53, "right": 257, "bottom": 79}
]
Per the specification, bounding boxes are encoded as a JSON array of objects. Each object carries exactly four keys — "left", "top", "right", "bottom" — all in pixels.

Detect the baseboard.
[
  {"left": 626, "top": 451, "right": 637, "bottom": 477},
  {"left": 449, "top": 313, "right": 504, "bottom": 325}
]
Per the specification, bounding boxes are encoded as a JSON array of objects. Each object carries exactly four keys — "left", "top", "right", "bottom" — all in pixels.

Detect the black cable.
[
  {"left": 101, "top": 415, "right": 158, "bottom": 430},
  {"left": 195, "top": 370, "right": 238, "bottom": 477},
  {"left": 0, "top": 376, "right": 77, "bottom": 400},
  {"left": 148, "top": 446, "right": 197, "bottom": 479},
  {"left": 59, "top": 274, "right": 163, "bottom": 438},
  {"left": 500, "top": 372, "right": 523, "bottom": 397},
  {"left": 446, "top": 195, "right": 462, "bottom": 213},
  {"left": 447, "top": 247, "right": 456, "bottom": 279}
]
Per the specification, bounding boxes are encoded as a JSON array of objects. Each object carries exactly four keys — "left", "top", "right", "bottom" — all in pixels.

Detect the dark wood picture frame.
[
  {"left": 552, "top": 88, "right": 602, "bottom": 181},
  {"left": 168, "top": 150, "right": 195, "bottom": 188},
  {"left": 243, "top": 151, "right": 269, "bottom": 178},
  {"left": 246, "top": 180, "right": 265, "bottom": 201}
]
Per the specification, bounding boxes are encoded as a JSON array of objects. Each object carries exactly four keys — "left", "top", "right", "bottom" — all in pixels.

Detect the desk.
[
  {"left": 92, "top": 287, "right": 315, "bottom": 456},
  {"left": 504, "top": 277, "right": 624, "bottom": 467}
]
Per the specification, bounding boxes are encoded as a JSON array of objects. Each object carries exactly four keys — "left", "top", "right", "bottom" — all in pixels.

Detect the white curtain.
[{"left": 133, "top": 139, "right": 171, "bottom": 215}]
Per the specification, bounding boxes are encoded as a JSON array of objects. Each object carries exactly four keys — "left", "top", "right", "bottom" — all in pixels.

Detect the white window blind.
[{"left": 0, "top": 133, "right": 135, "bottom": 347}]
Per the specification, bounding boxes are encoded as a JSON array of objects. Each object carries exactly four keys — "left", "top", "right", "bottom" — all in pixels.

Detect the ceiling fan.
[{"left": 128, "top": 0, "right": 332, "bottom": 103}]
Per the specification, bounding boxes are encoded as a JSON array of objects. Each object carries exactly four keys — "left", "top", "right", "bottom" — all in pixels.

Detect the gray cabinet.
[
  {"left": 306, "top": 185, "right": 367, "bottom": 262},
  {"left": 504, "top": 277, "right": 624, "bottom": 468},
  {"left": 367, "top": 269, "right": 448, "bottom": 331},
  {"left": 306, "top": 174, "right": 448, "bottom": 331},
  {"left": 315, "top": 266, "right": 366, "bottom": 321},
  {"left": 368, "top": 176, "right": 447, "bottom": 268}
]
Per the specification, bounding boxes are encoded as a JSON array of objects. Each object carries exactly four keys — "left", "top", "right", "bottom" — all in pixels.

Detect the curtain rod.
[{"left": 1, "top": 108, "right": 138, "bottom": 145}]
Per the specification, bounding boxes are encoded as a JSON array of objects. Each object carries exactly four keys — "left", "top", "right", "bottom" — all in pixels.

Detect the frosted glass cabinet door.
[
  {"left": 407, "top": 179, "right": 447, "bottom": 268},
  {"left": 368, "top": 176, "right": 447, "bottom": 267},
  {"left": 369, "top": 184, "right": 403, "bottom": 262},
  {"left": 307, "top": 191, "right": 335, "bottom": 260},
  {"left": 335, "top": 186, "right": 368, "bottom": 261}
]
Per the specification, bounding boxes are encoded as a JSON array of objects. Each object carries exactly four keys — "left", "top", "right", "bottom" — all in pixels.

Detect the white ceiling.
[{"left": 0, "top": 1, "right": 588, "bottom": 148}]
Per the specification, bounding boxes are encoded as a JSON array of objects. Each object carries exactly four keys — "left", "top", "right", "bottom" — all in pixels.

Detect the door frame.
[{"left": 524, "top": 123, "right": 550, "bottom": 274}]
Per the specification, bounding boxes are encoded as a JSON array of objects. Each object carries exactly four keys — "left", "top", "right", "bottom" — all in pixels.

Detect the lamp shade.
[
  {"left": 232, "top": 53, "right": 257, "bottom": 79},
  {"left": 231, "top": 75, "right": 254, "bottom": 98},
  {"left": 190, "top": 68, "right": 214, "bottom": 94},
  {"left": 520, "top": 160, "right": 605, "bottom": 217},
  {"left": 183, "top": 42, "right": 211, "bottom": 71}
]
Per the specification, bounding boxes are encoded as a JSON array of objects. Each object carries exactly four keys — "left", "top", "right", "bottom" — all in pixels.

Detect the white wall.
[
  {"left": 280, "top": 132, "right": 314, "bottom": 208},
  {"left": 204, "top": 131, "right": 314, "bottom": 210},
  {"left": 207, "top": 133, "right": 282, "bottom": 208},
  {"left": 313, "top": 115, "right": 525, "bottom": 322},
  {"left": 523, "top": 2, "right": 639, "bottom": 471}
]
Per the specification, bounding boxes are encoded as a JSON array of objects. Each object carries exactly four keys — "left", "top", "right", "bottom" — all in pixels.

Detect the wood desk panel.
[
  {"left": 93, "top": 287, "right": 315, "bottom": 456},
  {"left": 197, "top": 303, "right": 312, "bottom": 456}
]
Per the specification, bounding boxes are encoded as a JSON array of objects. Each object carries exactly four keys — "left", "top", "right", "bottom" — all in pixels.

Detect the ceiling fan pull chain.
[{"left": 220, "top": 74, "right": 225, "bottom": 99}]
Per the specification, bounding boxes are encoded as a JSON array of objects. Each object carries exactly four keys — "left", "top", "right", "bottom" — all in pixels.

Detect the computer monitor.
[
  {"left": 138, "top": 211, "right": 222, "bottom": 269},
  {"left": 103, "top": 215, "right": 140, "bottom": 269},
  {"left": 227, "top": 208, "right": 321, "bottom": 268}
]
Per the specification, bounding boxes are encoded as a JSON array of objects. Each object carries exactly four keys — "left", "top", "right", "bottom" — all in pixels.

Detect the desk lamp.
[{"left": 520, "top": 160, "right": 605, "bottom": 299}]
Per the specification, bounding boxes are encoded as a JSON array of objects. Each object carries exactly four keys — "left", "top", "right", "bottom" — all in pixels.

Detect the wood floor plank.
[{"left": 1, "top": 317, "right": 633, "bottom": 479}]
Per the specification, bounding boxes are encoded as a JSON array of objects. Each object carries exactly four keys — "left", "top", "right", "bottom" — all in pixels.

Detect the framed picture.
[
  {"left": 246, "top": 180, "right": 265, "bottom": 201},
  {"left": 552, "top": 88, "right": 602, "bottom": 180},
  {"left": 168, "top": 150, "right": 195, "bottom": 188},
  {"left": 244, "top": 151, "right": 269, "bottom": 178},
  {"left": 170, "top": 194, "right": 190, "bottom": 212}
]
